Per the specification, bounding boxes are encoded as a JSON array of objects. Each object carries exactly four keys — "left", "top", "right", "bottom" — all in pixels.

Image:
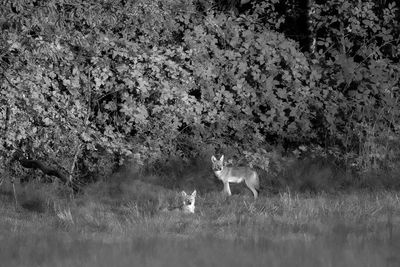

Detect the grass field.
[{"left": 1, "top": 170, "right": 400, "bottom": 267}]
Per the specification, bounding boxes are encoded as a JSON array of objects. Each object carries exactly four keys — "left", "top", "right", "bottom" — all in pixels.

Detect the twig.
[
  {"left": 68, "top": 143, "right": 82, "bottom": 184},
  {"left": 11, "top": 177, "right": 18, "bottom": 208}
]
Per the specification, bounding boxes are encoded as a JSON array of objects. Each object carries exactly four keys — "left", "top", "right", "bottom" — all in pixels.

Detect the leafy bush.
[
  {"left": 184, "top": 12, "right": 312, "bottom": 145},
  {"left": 0, "top": 0, "right": 199, "bottom": 179},
  {"left": 309, "top": 0, "right": 400, "bottom": 169},
  {"left": 1, "top": 0, "right": 399, "bottom": 185}
]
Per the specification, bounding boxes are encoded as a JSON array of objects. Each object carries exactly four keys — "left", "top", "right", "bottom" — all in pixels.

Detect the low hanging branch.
[
  {"left": 11, "top": 150, "right": 80, "bottom": 191},
  {"left": 19, "top": 158, "right": 68, "bottom": 183},
  {"left": 68, "top": 143, "right": 82, "bottom": 184}
]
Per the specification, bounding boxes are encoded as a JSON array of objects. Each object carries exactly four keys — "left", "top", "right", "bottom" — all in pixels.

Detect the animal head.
[
  {"left": 211, "top": 155, "right": 224, "bottom": 171},
  {"left": 181, "top": 190, "right": 196, "bottom": 214}
]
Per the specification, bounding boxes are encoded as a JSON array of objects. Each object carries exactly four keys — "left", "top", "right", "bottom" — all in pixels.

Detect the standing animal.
[{"left": 211, "top": 155, "right": 260, "bottom": 199}]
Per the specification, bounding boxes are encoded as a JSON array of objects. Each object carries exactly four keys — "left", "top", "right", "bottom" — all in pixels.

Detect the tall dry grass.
[{"left": 0, "top": 158, "right": 400, "bottom": 266}]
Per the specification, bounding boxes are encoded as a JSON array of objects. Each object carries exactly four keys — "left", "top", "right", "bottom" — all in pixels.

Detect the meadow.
[
  {"left": 1, "top": 162, "right": 400, "bottom": 267},
  {"left": 1, "top": 1, "right": 399, "bottom": 266}
]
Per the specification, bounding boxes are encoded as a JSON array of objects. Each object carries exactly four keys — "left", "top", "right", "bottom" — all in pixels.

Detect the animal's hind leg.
[
  {"left": 223, "top": 182, "right": 232, "bottom": 196},
  {"left": 245, "top": 179, "right": 258, "bottom": 199}
]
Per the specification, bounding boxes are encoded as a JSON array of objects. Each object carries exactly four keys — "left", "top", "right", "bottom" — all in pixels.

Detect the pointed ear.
[
  {"left": 181, "top": 191, "right": 187, "bottom": 197},
  {"left": 220, "top": 155, "right": 224, "bottom": 162},
  {"left": 211, "top": 155, "right": 216, "bottom": 162},
  {"left": 192, "top": 190, "right": 197, "bottom": 197}
]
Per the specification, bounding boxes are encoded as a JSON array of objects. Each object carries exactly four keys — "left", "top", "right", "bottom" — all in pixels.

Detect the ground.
[{"left": 0, "top": 175, "right": 400, "bottom": 267}]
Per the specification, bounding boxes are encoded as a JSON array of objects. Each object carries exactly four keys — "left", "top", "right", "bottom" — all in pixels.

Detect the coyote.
[
  {"left": 163, "top": 190, "right": 197, "bottom": 214},
  {"left": 211, "top": 155, "right": 260, "bottom": 199},
  {"left": 180, "top": 190, "right": 196, "bottom": 214}
]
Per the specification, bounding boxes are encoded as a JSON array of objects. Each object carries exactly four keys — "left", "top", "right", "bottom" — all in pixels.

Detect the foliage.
[
  {"left": 1, "top": 0, "right": 399, "bottom": 183},
  {"left": 309, "top": 0, "right": 400, "bottom": 169},
  {"left": 184, "top": 12, "right": 313, "bottom": 146},
  {"left": 0, "top": 0, "right": 199, "bottom": 179},
  {"left": 0, "top": 0, "right": 310, "bottom": 178}
]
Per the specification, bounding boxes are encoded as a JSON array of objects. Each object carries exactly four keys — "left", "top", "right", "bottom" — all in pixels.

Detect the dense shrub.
[
  {"left": 309, "top": 0, "right": 400, "bottom": 169},
  {"left": 1, "top": 0, "right": 399, "bottom": 183}
]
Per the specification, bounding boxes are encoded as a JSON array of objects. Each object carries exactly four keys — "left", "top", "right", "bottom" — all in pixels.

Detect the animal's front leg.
[{"left": 223, "top": 182, "right": 232, "bottom": 196}]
